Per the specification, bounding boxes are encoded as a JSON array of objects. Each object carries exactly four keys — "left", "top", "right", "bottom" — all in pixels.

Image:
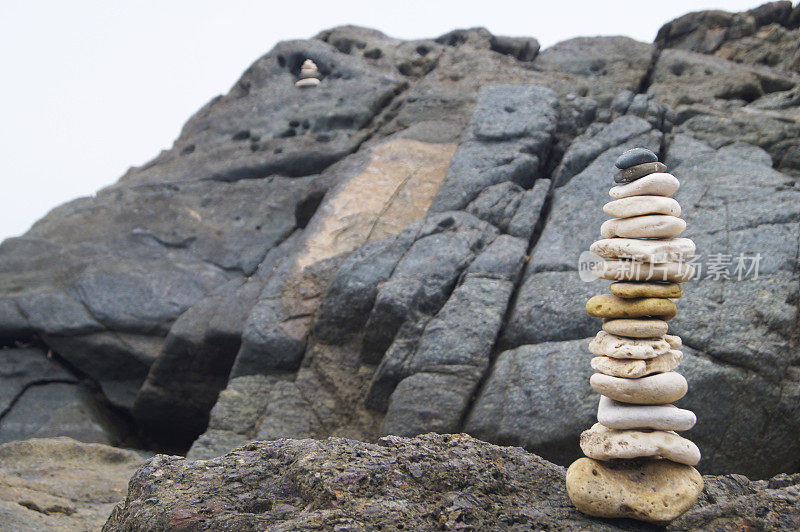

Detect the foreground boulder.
[
  {"left": 0, "top": 438, "right": 144, "bottom": 531},
  {"left": 105, "top": 433, "right": 800, "bottom": 531}
]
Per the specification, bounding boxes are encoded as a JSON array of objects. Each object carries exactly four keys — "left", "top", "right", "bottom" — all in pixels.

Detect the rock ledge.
[{"left": 104, "top": 433, "right": 800, "bottom": 531}]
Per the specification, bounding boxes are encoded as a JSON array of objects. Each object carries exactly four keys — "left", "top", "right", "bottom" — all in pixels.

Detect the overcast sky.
[{"left": 0, "top": 0, "right": 762, "bottom": 241}]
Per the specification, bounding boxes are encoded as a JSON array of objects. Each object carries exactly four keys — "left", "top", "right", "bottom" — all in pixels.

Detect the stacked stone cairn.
[
  {"left": 565, "top": 148, "right": 703, "bottom": 524},
  {"left": 295, "top": 59, "right": 320, "bottom": 88}
]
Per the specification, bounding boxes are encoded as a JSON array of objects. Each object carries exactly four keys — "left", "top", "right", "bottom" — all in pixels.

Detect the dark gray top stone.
[{"left": 615, "top": 147, "right": 658, "bottom": 169}]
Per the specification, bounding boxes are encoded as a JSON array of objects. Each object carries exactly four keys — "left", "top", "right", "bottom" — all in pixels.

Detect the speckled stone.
[
  {"left": 597, "top": 395, "right": 696, "bottom": 431},
  {"left": 603, "top": 196, "right": 681, "bottom": 218},
  {"left": 590, "top": 371, "right": 688, "bottom": 404},
  {"left": 591, "top": 349, "right": 683, "bottom": 378},
  {"left": 595, "top": 260, "right": 695, "bottom": 283},
  {"left": 589, "top": 330, "right": 670, "bottom": 359},
  {"left": 615, "top": 147, "right": 658, "bottom": 169},
  {"left": 580, "top": 423, "right": 700, "bottom": 465},
  {"left": 586, "top": 294, "right": 677, "bottom": 320},
  {"left": 610, "top": 282, "right": 681, "bottom": 299},
  {"left": 602, "top": 318, "right": 669, "bottom": 338},
  {"left": 614, "top": 161, "right": 667, "bottom": 183},
  {"left": 665, "top": 334, "right": 682, "bottom": 348},
  {"left": 600, "top": 215, "right": 686, "bottom": 239},
  {"left": 566, "top": 458, "right": 703, "bottom": 524},
  {"left": 591, "top": 238, "right": 695, "bottom": 263}
]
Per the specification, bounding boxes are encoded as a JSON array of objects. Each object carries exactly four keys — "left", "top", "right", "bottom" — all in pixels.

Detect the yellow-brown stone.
[{"left": 586, "top": 294, "right": 677, "bottom": 320}]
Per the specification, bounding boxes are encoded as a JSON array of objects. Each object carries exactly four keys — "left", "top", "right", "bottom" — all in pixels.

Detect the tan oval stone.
[
  {"left": 603, "top": 318, "right": 668, "bottom": 338},
  {"left": 600, "top": 215, "right": 686, "bottom": 239},
  {"left": 586, "top": 294, "right": 677, "bottom": 320},
  {"left": 610, "top": 282, "right": 681, "bottom": 299},
  {"left": 580, "top": 423, "right": 700, "bottom": 465},
  {"left": 603, "top": 196, "right": 681, "bottom": 218},
  {"left": 589, "top": 330, "right": 670, "bottom": 359},
  {"left": 590, "top": 237, "right": 695, "bottom": 262},
  {"left": 610, "top": 172, "right": 680, "bottom": 199},
  {"left": 597, "top": 396, "right": 696, "bottom": 431},
  {"left": 591, "top": 350, "right": 683, "bottom": 378},
  {"left": 566, "top": 457, "right": 703, "bottom": 524},
  {"left": 595, "top": 260, "right": 694, "bottom": 283},
  {"left": 591, "top": 372, "right": 688, "bottom": 404}
]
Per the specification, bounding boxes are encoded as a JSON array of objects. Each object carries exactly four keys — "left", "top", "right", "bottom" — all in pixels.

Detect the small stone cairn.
[
  {"left": 295, "top": 59, "right": 320, "bottom": 88},
  {"left": 566, "top": 148, "right": 703, "bottom": 524}
]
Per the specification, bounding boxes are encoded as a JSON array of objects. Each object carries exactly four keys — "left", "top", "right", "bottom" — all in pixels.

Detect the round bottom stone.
[{"left": 566, "top": 457, "right": 703, "bottom": 524}]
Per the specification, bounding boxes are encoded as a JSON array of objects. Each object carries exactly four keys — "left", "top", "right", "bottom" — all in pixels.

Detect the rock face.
[
  {"left": 104, "top": 433, "right": 800, "bottom": 531},
  {"left": 0, "top": 437, "right": 144, "bottom": 531},
  {"left": 0, "top": 347, "right": 129, "bottom": 445},
  {"left": 0, "top": 1, "right": 798, "bottom": 487}
]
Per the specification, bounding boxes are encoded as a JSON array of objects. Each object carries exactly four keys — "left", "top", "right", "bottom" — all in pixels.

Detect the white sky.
[{"left": 0, "top": 0, "right": 762, "bottom": 241}]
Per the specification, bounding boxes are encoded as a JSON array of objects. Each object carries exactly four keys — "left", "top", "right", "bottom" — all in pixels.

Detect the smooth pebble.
[
  {"left": 609, "top": 172, "right": 680, "bottom": 198},
  {"left": 603, "top": 318, "right": 669, "bottom": 338},
  {"left": 586, "top": 294, "right": 677, "bottom": 320},
  {"left": 603, "top": 196, "right": 681, "bottom": 218},
  {"left": 597, "top": 395, "right": 696, "bottom": 431},
  {"left": 615, "top": 148, "right": 658, "bottom": 169},
  {"left": 610, "top": 281, "right": 681, "bottom": 299},
  {"left": 600, "top": 215, "right": 686, "bottom": 239},
  {"left": 590, "top": 371, "right": 688, "bottom": 404}
]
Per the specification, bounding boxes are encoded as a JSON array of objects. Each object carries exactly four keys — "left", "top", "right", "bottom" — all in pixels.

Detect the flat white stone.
[
  {"left": 591, "top": 238, "right": 695, "bottom": 263},
  {"left": 597, "top": 395, "right": 696, "bottom": 431},
  {"left": 609, "top": 172, "right": 680, "bottom": 199},
  {"left": 591, "top": 371, "right": 688, "bottom": 404},
  {"left": 589, "top": 330, "right": 670, "bottom": 359},
  {"left": 600, "top": 215, "right": 686, "bottom": 239},
  {"left": 591, "top": 350, "right": 683, "bottom": 378},
  {"left": 295, "top": 78, "right": 320, "bottom": 88},
  {"left": 603, "top": 196, "right": 681, "bottom": 218},
  {"left": 595, "top": 260, "right": 695, "bottom": 283},
  {"left": 603, "top": 318, "right": 668, "bottom": 338},
  {"left": 580, "top": 423, "right": 700, "bottom": 465}
]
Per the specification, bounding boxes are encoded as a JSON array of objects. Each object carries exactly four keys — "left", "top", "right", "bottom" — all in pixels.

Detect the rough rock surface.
[
  {"left": 0, "top": 437, "right": 144, "bottom": 531},
  {"left": 0, "top": 2, "right": 798, "bottom": 488},
  {"left": 105, "top": 434, "right": 800, "bottom": 531}
]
